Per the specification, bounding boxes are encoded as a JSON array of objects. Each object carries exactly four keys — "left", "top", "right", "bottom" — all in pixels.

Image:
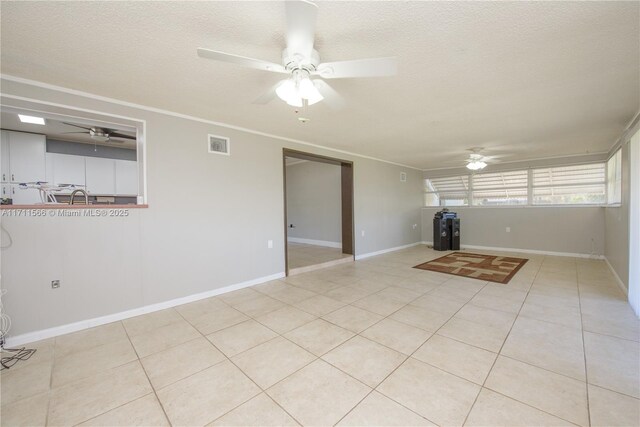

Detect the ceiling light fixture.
[
  {"left": 466, "top": 160, "right": 487, "bottom": 171},
  {"left": 276, "top": 69, "right": 323, "bottom": 107},
  {"left": 18, "top": 114, "right": 45, "bottom": 125}
]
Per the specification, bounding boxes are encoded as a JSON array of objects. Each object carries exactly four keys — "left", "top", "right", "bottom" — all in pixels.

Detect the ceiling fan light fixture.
[
  {"left": 298, "top": 78, "right": 323, "bottom": 105},
  {"left": 466, "top": 160, "right": 487, "bottom": 171},
  {"left": 276, "top": 79, "right": 297, "bottom": 103},
  {"left": 276, "top": 74, "right": 324, "bottom": 107},
  {"left": 286, "top": 96, "right": 303, "bottom": 108}
]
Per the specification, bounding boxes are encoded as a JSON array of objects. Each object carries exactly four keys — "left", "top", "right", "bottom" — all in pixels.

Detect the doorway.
[{"left": 283, "top": 149, "right": 354, "bottom": 275}]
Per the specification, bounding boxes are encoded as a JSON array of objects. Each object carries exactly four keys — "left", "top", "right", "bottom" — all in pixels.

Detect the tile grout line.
[
  {"left": 466, "top": 257, "right": 596, "bottom": 427},
  {"left": 259, "top": 265, "right": 456, "bottom": 425},
  {"left": 575, "top": 262, "right": 593, "bottom": 427},
  {"left": 44, "top": 338, "right": 56, "bottom": 427},
  {"left": 460, "top": 255, "right": 543, "bottom": 426},
  {"left": 50, "top": 322, "right": 174, "bottom": 426},
  {"left": 173, "top": 300, "right": 307, "bottom": 426},
  {"left": 120, "top": 320, "right": 173, "bottom": 427},
  {"left": 334, "top": 275, "right": 491, "bottom": 426}
]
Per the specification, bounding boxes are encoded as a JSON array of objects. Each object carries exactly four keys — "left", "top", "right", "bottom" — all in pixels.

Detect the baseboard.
[
  {"left": 287, "top": 237, "right": 342, "bottom": 249},
  {"left": 421, "top": 241, "right": 604, "bottom": 260},
  {"left": 355, "top": 242, "right": 423, "bottom": 260},
  {"left": 4, "top": 271, "right": 286, "bottom": 347},
  {"left": 604, "top": 256, "right": 628, "bottom": 296},
  {"left": 288, "top": 255, "right": 354, "bottom": 276}
]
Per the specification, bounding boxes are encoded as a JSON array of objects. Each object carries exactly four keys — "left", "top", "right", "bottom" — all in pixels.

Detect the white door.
[
  {"left": 1, "top": 131, "right": 10, "bottom": 183},
  {"left": 8, "top": 131, "right": 46, "bottom": 183},
  {"left": 115, "top": 160, "right": 138, "bottom": 195},
  {"left": 85, "top": 157, "right": 115, "bottom": 195}
]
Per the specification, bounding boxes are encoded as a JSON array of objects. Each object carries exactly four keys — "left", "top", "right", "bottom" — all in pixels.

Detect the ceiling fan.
[
  {"left": 197, "top": 0, "right": 397, "bottom": 108},
  {"left": 466, "top": 148, "right": 490, "bottom": 171},
  {"left": 62, "top": 122, "right": 136, "bottom": 143}
]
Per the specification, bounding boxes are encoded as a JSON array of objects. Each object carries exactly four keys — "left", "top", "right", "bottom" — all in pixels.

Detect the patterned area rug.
[{"left": 414, "top": 252, "right": 528, "bottom": 284}]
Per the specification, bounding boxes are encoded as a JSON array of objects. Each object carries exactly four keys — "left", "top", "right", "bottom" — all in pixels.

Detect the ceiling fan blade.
[
  {"left": 62, "top": 131, "right": 89, "bottom": 134},
  {"left": 108, "top": 131, "right": 136, "bottom": 140},
  {"left": 313, "top": 80, "right": 345, "bottom": 110},
  {"left": 197, "top": 48, "right": 287, "bottom": 73},
  {"left": 285, "top": 0, "right": 318, "bottom": 59},
  {"left": 62, "top": 122, "right": 93, "bottom": 131},
  {"left": 316, "top": 57, "right": 397, "bottom": 79},
  {"left": 252, "top": 80, "right": 287, "bottom": 105}
]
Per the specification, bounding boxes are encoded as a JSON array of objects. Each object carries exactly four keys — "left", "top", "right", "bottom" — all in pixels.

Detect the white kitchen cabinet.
[
  {"left": 7, "top": 131, "right": 46, "bottom": 183},
  {"left": 11, "top": 184, "right": 44, "bottom": 204},
  {"left": 46, "top": 153, "right": 86, "bottom": 192},
  {"left": 115, "top": 160, "right": 138, "bottom": 195},
  {"left": 85, "top": 157, "right": 115, "bottom": 195},
  {"left": 1, "top": 184, "right": 10, "bottom": 199},
  {"left": 1, "top": 131, "right": 10, "bottom": 183},
  {"left": 0, "top": 130, "right": 47, "bottom": 204}
]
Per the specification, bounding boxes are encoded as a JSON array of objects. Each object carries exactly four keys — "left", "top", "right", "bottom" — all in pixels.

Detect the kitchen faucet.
[{"left": 69, "top": 189, "right": 89, "bottom": 205}]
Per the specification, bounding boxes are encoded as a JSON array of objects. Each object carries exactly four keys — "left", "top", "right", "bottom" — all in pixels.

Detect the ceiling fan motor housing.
[{"left": 282, "top": 48, "right": 320, "bottom": 72}]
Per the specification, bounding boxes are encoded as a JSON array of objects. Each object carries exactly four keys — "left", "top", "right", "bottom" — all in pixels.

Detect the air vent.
[
  {"left": 208, "top": 134, "right": 230, "bottom": 156},
  {"left": 400, "top": 172, "right": 407, "bottom": 182}
]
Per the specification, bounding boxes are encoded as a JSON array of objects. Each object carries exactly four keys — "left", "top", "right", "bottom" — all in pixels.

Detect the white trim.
[
  {"left": 421, "top": 241, "right": 603, "bottom": 259},
  {"left": 0, "top": 74, "right": 421, "bottom": 171},
  {"left": 4, "top": 271, "right": 285, "bottom": 347},
  {"left": 609, "top": 109, "right": 640, "bottom": 155},
  {"left": 287, "top": 237, "right": 341, "bottom": 248},
  {"left": 288, "top": 256, "right": 354, "bottom": 276},
  {"left": 285, "top": 159, "right": 309, "bottom": 167},
  {"left": 604, "top": 256, "right": 628, "bottom": 297},
  {"left": 355, "top": 242, "right": 423, "bottom": 260}
]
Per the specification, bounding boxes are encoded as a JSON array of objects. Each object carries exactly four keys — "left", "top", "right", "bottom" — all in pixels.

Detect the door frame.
[{"left": 282, "top": 148, "right": 355, "bottom": 275}]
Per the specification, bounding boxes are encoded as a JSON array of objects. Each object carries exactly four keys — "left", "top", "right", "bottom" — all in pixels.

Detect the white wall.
[
  {"left": 422, "top": 206, "right": 605, "bottom": 256},
  {"left": 628, "top": 130, "right": 639, "bottom": 315},
  {"left": 0, "top": 78, "right": 423, "bottom": 339},
  {"left": 605, "top": 140, "right": 631, "bottom": 290},
  {"left": 286, "top": 161, "right": 342, "bottom": 245}
]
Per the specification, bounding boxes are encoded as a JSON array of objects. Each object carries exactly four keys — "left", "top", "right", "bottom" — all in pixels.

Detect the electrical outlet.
[
  {"left": 412, "top": 224, "right": 418, "bottom": 229},
  {"left": 361, "top": 230, "right": 365, "bottom": 237},
  {"left": 506, "top": 227, "right": 511, "bottom": 233},
  {"left": 267, "top": 240, "right": 273, "bottom": 249},
  {"left": 51, "top": 280, "right": 60, "bottom": 289}
]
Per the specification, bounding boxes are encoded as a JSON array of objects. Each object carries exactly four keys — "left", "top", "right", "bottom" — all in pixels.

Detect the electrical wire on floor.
[{"left": 0, "top": 289, "right": 36, "bottom": 370}]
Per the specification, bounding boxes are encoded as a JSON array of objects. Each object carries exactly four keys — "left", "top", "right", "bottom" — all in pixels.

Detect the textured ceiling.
[{"left": 1, "top": 1, "right": 638, "bottom": 169}]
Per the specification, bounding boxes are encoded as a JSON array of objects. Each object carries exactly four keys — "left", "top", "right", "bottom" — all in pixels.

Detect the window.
[
  {"left": 425, "top": 161, "right": 609, "bottom": 208},
  {"left": 425, "top": 175, "right": 469, "bottom": 206},
  {"left": 607, "top": 149, "right": 622, "bottom": 204},
  {"left": 532, "top": 163, "right": 605, "bottom": 205},
  {"left": 471, "top": 170, "right": 528, "bottom": 206}
]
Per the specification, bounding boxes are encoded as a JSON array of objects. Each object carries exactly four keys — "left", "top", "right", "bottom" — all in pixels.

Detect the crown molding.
[{"left": 0, "top": 74, "right": 422, "bottom": 171}]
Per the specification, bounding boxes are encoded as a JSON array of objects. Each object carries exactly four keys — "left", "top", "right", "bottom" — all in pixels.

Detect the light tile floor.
[
  {"left": 1, "top": 246, "right": 639, "bottom": 426},
  {"left": 287, "top": 242, "right": 351, "bottom": 270}
]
